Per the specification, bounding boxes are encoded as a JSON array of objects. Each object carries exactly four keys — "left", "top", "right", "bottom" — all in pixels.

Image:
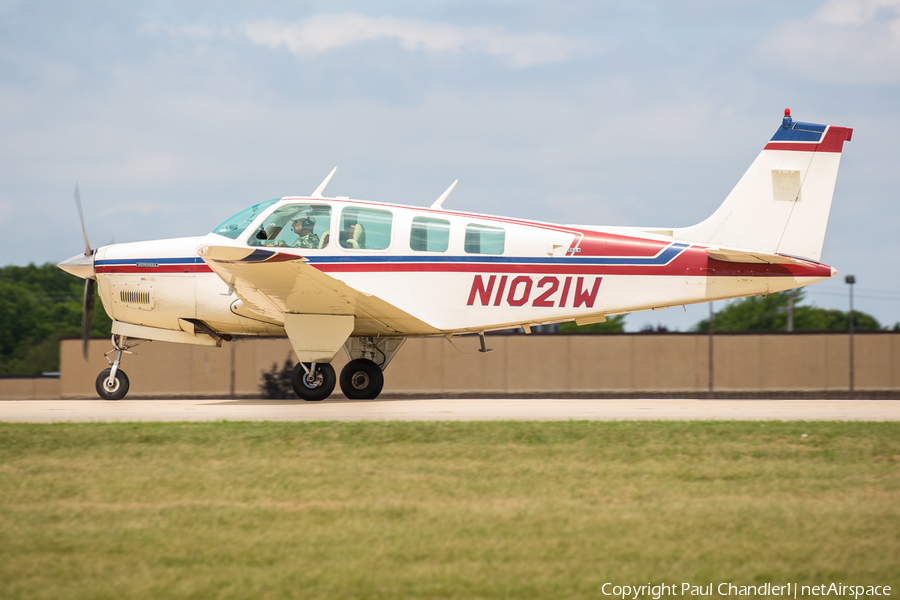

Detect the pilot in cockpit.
[{"left": 291, "top": 216, "right": 320, "bottom": 249}]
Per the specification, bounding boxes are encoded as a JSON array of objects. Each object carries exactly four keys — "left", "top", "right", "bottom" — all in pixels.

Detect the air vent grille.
[
  {"left": 120, "top": 289, "right": 151, "bottom": 305},
  {"left": 112, "top": 283, "right": 155, "bottom": 311}
]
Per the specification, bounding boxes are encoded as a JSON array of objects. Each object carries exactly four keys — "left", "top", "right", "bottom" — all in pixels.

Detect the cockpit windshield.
[
  {"left": 211, "top": 199, "right": 279, "bottom": 240},
  {"left": 248, "top": 204, "right": 332, "bottom": 249}
]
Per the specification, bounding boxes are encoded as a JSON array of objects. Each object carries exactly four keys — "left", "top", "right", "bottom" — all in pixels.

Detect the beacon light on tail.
[{"left": 59, "top": 111, "right": 852, "bottom": 401}]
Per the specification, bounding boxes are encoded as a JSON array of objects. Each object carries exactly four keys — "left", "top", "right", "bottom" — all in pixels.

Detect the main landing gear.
[
  {"left": 290, "top": 362, "right": 336, "bottom": 401},
  {"left": 339, "top": 359, "right": 384, "bottom": 399},
  {"left": 290, "top": 337, "right": 405, "bottom": 402},
  {"left": 288, "top": 359, "right": 382, "bottom": 401},
  {"left": 95, "top": 335, "right": 144, "bottom": 400},
  {"left": 338, "top": 337, "right": 404, "bottom": 400}
]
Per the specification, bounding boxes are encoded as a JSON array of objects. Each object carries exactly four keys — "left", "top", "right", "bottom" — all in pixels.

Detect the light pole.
[
  {"left": 786, "top": 289, "right": 795, "bottom": 332},
  {"left": 845, "top": 275, "right": 855, "bottom": 393},
  {"left": 708, "top": 302, "right": 714, "bottom": 398}
]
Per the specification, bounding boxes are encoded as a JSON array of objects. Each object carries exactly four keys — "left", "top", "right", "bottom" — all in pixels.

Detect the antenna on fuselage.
[
  {"left": 311, "top": 167, "right": 337, "bottom": 198},
  {"left": 431, "top": 179, "right": 458, "bottom": 209}
]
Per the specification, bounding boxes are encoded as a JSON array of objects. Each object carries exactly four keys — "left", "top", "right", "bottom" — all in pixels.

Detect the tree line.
[
  {"left": 0, "top": 263, "right": 111, "bottom": 375},
  {"left": 0, "top": 263, "right": 891, "bottom": 375},
  {"left": 689, "top": 289, "right": 884, "bottom": 333}
]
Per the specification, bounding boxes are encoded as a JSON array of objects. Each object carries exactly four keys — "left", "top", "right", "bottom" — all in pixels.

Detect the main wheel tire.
[
  {"left": 95, "top": 368, "right": 130, "bottom": 401},
  {"left": 291, "top": 362, "right": 336, "bottom": 401},
  {"left": 340, "top": 359, "right": 384, "bottom": 400}
]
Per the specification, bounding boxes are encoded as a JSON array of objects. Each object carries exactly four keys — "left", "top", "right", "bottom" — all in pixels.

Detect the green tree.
[
  {"left": 0, "top": 263, "right": 112, "bottom": 375},
  {"left": 692, "top": 290, "right": 882, "bottom": 332}
]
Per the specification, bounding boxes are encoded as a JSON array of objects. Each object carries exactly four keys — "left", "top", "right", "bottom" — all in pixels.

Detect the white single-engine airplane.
[{"left": 59, "top": 110, "right": 852, "bottom": 400}]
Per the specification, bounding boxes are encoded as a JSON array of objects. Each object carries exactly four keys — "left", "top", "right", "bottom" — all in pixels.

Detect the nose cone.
[{"left": 58, "top": 252, "right": 95, "bottom": 280}]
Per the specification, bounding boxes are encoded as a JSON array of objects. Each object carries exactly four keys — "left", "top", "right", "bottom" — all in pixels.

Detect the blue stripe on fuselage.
[
  {"left": 94, "top": 243, "right": 691, "bottom": 268},
  {"left": 95, "top": 257, "right": 205, "bottom": 266},
  {"left": 305, "top": 243, "right": 691, "bottom": 266}
]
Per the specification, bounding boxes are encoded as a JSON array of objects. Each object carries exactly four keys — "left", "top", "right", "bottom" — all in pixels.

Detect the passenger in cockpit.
[{"left": 340, "top": 213, "right": 366, "bottom": 249}]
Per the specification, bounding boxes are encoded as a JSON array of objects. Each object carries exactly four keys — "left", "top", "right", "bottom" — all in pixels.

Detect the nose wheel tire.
[
  {"left": 291, "top": 362, "right": 336, "bottom": 401},
  {"left": 95, "top": 368, "right": 130, "bottom": 401},
  {"left": 340, "top": 359, "right": 384, "bottom": 400}
]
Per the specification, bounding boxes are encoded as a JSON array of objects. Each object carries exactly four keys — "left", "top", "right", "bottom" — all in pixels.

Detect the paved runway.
[{"left": 1, "top": 398, "right": 899, "bottom": 422}]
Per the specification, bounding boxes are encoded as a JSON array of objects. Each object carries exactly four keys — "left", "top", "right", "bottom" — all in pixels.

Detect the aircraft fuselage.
[{"left": 89, "top": 200, "right": 833, "bottom": 342}]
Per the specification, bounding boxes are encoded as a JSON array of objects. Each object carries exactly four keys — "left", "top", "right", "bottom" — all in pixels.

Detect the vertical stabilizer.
[{"left": 675, "top": 110, "right": 852, "bottom": 262}]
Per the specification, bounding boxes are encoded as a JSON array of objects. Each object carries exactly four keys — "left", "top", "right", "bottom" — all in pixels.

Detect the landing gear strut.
[
  {"left": 291, "top": 362, "right": 336, "bottom": 401},
  {"left": 95, "top": 335, "right": 144, "bottom": 400}
]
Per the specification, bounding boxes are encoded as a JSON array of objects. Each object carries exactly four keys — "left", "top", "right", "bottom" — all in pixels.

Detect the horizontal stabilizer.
[{"left": 705, "top": 247, "right": 814, "bottom": 266}]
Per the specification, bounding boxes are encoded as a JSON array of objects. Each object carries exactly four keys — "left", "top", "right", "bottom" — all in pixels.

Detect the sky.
[{"left": 1, "top": 0, "right": 898, "bottom": 331}]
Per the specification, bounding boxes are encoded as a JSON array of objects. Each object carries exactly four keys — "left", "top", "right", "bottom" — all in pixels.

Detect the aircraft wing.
[
  {"left": 704, "top": 247, "right": 818, "bottom": 266},
  {"left": 200, "top": 245, "right": 440, "bottom": 336}
]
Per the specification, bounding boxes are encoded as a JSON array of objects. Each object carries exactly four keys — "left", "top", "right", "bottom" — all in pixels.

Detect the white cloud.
[
  {"left": 757, "top": 0, "right": 900, "bottom": 85},
  {"left": 237, "top": 12, "right": 594, "bottom": 68}
]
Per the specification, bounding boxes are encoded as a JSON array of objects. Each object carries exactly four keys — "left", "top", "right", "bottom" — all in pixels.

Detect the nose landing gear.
[
  {"left": 96, "top": 368, "right": 129, "bottom": 401},
  {"left": 95, "top": 335, "right": 144, "bottom": 400}
]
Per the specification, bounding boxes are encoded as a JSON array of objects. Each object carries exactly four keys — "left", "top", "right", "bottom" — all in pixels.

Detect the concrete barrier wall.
[
  {"left": 0, "top": 377, "right": 61, "bottom": 400},
  {"left": 34, "top": 332, "right": 900, "bottom": 399},
  {"left": 382, "top": 335, "right": 713, "bottom": 394}
]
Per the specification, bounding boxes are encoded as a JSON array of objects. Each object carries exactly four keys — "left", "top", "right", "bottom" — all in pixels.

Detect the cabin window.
[
  {"left": 212, "top": 199, "right": 279, "bottom": 240},
  {"left": 247, "top": 204, "right": 332, "bottom": 249},
  {"left": 464, "top": 223, "right": 505, "bottom": 255},
  {"left": 340, "top": 207, "right": 393, "bottom": 250},
  {"left": 410, "top": 217, "right": 450, "bottom": 252}
]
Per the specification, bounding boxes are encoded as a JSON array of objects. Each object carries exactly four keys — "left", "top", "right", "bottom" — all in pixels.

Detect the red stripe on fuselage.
[
  {"left": 95, "top": 264, "right": 214, "bottom": 274},
  {"left": 575, "top": 231, "right": 668, "bottom": 257},
  {"left": 314, "top": 249, "right": 833, "bottom": 279},
  {"left": 93, "top": 249, "right": 834, "bottom": 280}
]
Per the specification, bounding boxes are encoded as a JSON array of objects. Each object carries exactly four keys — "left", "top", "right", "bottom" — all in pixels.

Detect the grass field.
[{"left": 1, "top": 421, "right": 898, "bottom": 599}]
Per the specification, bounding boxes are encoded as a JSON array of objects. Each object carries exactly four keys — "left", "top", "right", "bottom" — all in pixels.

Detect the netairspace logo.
[{"left": 600, "top": 583, "right": 892, "bottom": 599}]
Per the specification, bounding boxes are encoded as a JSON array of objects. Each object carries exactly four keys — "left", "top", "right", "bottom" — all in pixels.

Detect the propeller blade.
[
  {"left": 74, "top": 183, "right": 92, "bottom": 256},
  {"left": 82, "top": 278, "right": 95, "bottom": 361}
]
